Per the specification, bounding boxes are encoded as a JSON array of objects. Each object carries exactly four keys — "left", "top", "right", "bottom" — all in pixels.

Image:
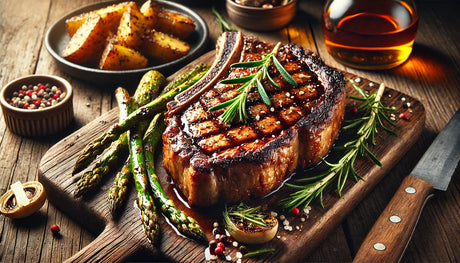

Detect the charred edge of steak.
[
  {"left": 166, "top": 31, "right": 244, "bottom": 117},
  {"left": 291, "top": 43, "right": 345, "bottom": 124}
]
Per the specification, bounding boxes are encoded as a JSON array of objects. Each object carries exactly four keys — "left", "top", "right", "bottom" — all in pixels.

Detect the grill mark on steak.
[
  {"left": 181, "top": 40, "right": 325, "bottom": 157},
  {"left": 163, "top": 32, "right": 346, "bottom": 206}
]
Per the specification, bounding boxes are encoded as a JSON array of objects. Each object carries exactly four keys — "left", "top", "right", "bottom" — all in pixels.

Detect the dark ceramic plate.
[{"left": 45, "top": 0, "right": 208, "bottom": 85}]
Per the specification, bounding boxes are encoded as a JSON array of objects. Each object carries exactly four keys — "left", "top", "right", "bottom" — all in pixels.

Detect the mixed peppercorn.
[
  {"left": 6, "top": 83, "right": 66, "bottom": 110},
  {"left": 208, "top": 222, "right": 248, "bottom": 261}
]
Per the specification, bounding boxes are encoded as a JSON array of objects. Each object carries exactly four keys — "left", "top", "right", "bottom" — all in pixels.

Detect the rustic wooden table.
[{"left": 0, "top": 0, "right": 459, "bottom": 262}]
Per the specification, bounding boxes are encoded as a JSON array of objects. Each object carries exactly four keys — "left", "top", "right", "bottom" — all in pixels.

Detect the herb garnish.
[
  {"left": 212, "top": 7, "right": 238, "bottom": 32},
  {"left": 280, "top": 81, "right": 397, "bottom": 210},
  {"left": 223, "top": 203, "right": 267, "bottom": 227},
  {"left": 243, "top": 248, "right": 276, "bottom": 258},
  {"left": 209, "top": 42, "right": 298, "bottom": 123}
]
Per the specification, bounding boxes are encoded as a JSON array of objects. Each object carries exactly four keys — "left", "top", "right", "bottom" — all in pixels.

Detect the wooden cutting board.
[{"left": 38, "top": 51, "right": 425, "bottom": 262}]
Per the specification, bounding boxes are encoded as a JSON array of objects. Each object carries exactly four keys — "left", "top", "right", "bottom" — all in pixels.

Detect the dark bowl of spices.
[
  {"left": 0, "top": 74, "right": 73, "bottom": 137},
  {"left": 226, "top": 0, "right": 297, "bottom": 31}
]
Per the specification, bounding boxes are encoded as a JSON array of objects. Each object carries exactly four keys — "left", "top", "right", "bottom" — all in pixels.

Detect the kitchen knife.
[{"left": 353, "top": 109, "right": 460, "bottom": 263}]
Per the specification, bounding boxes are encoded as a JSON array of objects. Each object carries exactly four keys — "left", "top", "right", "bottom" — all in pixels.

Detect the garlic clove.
[{"left": 226, "top": 214, "right": 278, "bottom": 244}]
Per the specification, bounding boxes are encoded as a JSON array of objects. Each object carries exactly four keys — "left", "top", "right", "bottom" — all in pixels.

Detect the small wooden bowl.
[
  {"left": 0, "top": 74, "right": 74, "bottom": 137},
  {"left": 226, "top": 0, "right": 297, "bottom": 31}
]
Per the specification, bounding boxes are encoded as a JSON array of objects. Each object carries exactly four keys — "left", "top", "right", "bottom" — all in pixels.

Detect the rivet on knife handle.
[{"left": 353, "top": 175, "right": 434, "bottom": 263}]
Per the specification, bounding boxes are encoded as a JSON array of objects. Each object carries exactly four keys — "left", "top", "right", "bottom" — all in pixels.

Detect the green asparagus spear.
[
  {"left": 122, "top": 70, "right": 167, "bottom": 244},
  {"left": 129, "top": 121, "right": 160, "bottom": 245},
  {"left": 107, "top": 159, "right": 131, "bottom": 214},
  {"left": 74, "top": 68, "right": 209, "bottom": 170},
  {"left": 128, "top": 69, "right": 167, "bottom": 242},
  {"left": 74, "top": 88, "right": 131, "bottom": 197},
  {"left": 129, "top": 71, "right": 166, "bottom": 243},
  {"left": 105, "top": 71, "right": 166, "bottom": 210},
  {"left": 102, "top": 69, "right": 209, "bottom": 142},
  {"left": 75, "top": 71, "right": 166, "bottom": 196},
  {"left": 72, "top": 87, "right": 131, "bottom": 173},
  {"left": 74, "top": 133, "right": 128, "bottom": 197},
  {"left": 73, "top": 71, "right": 165, "bottom": 174},
  {"left": 133, "top": 70, "right": 165, "bottom": 108},
  {"left": 143, "top": 113, "right": 207, "bottom": 242},
  {"left": 162, "top": 64, "right": 210, "bottom": 94},
  {"left": 108, "top": 66, "right": 210, "bottom": 215}
]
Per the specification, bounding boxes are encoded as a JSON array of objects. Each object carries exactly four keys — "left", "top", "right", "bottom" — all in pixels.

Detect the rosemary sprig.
[
  {"left": 243, "top": 248, "right": 276, "bottom": 258},
  {"left": 209, "top": 42, "right": 297, "bottom": 123},
  {"left": 212, "top": 7, "right": 238, "bottom": 32},
  {"left": 279, "top": 81, "right": 397, "bottom": 211},
  {"left": 224, "top": 203, "right": 267, "bottom": 227}
]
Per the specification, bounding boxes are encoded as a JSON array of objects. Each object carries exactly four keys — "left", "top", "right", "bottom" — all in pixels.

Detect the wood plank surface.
[
  {"left": 38, "top": 49, "right": 425, "bottom": 261},
  {"left": 0, "top": 0, "right": 459, "bottom": 262}
]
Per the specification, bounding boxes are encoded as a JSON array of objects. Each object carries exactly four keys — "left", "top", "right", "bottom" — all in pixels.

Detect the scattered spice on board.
[{"left": 50, "top": 224, "right": 60, "bottom": 235}]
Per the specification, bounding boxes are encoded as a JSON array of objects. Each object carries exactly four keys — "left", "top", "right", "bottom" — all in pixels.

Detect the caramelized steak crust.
[{"left": 163, "top": 32, "right": 346, "bottom": 207}]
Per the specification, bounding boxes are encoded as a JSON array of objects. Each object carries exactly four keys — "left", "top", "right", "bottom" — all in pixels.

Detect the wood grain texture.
[
  {"left": 38, "top": 49, "right": 425, "bottom": 261},
  {"left": 353, "top": 176, "right": 434, "bottom": 263}
]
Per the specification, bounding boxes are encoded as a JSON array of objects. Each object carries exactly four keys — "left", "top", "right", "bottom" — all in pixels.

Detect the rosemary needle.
[
  {"left": 224, "top": 203, "right": 267, "bottom": 227},
  {"left": 212, "top": 7, "right": 238, "bottom": 32},
  {"left": 243, "top": 248, "right": 276, "bottom": 258}
]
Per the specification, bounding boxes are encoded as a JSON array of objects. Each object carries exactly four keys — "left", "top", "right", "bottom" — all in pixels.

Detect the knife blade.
[{"left": 353, "top": 109, "right": 460, "bottom": 263}]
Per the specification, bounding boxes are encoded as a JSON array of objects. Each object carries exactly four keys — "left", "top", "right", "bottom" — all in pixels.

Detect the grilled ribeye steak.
[{"left": 163, "top": 32, "right": 346, "bottom": 207}]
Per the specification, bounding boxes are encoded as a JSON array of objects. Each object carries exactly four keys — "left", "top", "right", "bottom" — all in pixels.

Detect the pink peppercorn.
[
  {"left": 214, "top": 246, "right": 224, "bottom": 256},
  {"left": 399, "top": 113, "right": 408, "bottom": 120},
  {"left": 50, "top": 224, "right": 60, "bottom": 235},
  {"left": 292, "top": 207, "right": 300, "bottom": 216},
  {"left": 38, "top": 84, "right": 46, "bottom": 90},
  {"left": 350, "top": 106, "right": 358, "bottom": 114},
  {"left": 217, "top": 242, "right": 225, "bottom": 250},
  {"left": 53, "top": 94, "right": 60, "bottom": 99}
]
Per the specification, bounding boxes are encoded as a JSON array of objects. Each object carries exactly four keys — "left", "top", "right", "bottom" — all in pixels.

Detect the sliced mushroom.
[{"left": 0, "top": 181, "right": 46, "bottom": 219}]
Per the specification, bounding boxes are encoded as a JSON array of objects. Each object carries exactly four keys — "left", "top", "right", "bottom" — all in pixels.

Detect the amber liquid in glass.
[{"left": 322, "top": 0, "right": 418, "bottom": 69}]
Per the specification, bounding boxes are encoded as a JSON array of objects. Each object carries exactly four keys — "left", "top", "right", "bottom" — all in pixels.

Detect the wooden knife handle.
[{"left": 353, "top": 175, "right": 434, "bottom": 263}]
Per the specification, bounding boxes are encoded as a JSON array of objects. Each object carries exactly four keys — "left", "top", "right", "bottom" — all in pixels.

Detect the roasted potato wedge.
[
  {"left": 116, "top": 6, "right": 147, "bottom": 49},
  {"left": 141, "top": 0, "right": 195, "bottom": 40},
  {"left": 140, "top": 0, "right": 161, "bottom": 30},
  {"left": 99, "top": 42, "right": 148, "bottom": 70},
  {"left": 65, "top": 14, "right": 88, "bottom": 38},
  {"left": 62, "top": 14, "right": 108, "bottom": 64},
  {"left": 65, "top": 1, "right": 137, "bottom": 37},
  {"left": 155, "top": 10, "right": 196, "bottom": 40},
  {"left": 149, "top": 8, "right": 195, "bottom": 40},
  {"left": 62, "top": 0, "right": 196, "bottom": 69},
  {"left": 141, "top": 30, "right": 190, "bottom": 63}
]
